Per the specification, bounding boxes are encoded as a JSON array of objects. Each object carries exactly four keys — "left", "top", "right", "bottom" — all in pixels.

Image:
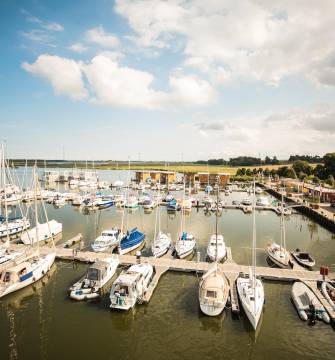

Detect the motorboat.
[
  {"left": 69, "top": 257, "right": 119, "bottom": 301},
  {"left": 291, "top": 281, "right": 330, "bottom": 323},
  {"left": 321, "top": 281, "right": 335, "bottom": 311},
  {"left": 110, "top": 263, "right": 154, "bottom": 310},
  {"left": 118, "top": 228, "right": 145, "bottom": 255},
  {"left": 143, "top": 199, "right": 157, "bottom": 210},
  {"left": 21, "top": 220, "right": 62, "bottom": 245},
  {"left": 242, "top": 198, "right": 252, "bottom": 205},
  {"left": 167, "top": 199, "right": 180, "bottom": 211},
  {"left": 206, "top": 234, "right": 226, "bottom": 262},
  {"left": 91, "top": 229, "right": 122, "bottom": 252},
  {"left": 256, "top": 197, "right": 270, "bottom": 206},
  {"left": 199, "top": 263, "right": 229, "bottom": 316},
  {"left": 291, "top": 250, "right": 315, "bottom": 269},
  {"left": 125, "top": 195, "right": 139, "bottom": 208}
]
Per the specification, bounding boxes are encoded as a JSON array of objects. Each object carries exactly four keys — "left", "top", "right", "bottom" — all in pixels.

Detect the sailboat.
[
  {"left": 267, "top": 192, "right": 290, "bottom": 268},
  {"left": 199, "top": 183, "right": 229, "bottom": 316},
  {"left": 0, "top": 167, "right": 56, "bottom": 298},
  {"left": 206, "top": 187, "right": 226, "bottom": 262},
  {"left": 174, "top": 176, "right": 196, "bottom": 259},
  {"left": 151, "top": 179, "right": 171, "bottom": 257},
  {"left": 237, "top": 179, "right": 264, "bottom": 330},
  {"left": 118, "top": 159, "right": 145, "bottom": 255}
]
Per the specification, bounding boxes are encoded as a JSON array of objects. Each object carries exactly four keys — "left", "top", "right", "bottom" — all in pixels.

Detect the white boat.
[
  {"left": 0, "top": 217, "right": 30, "bottom": 238},
  {"left": 113, "top": 180, "right": 124, "bottom": 188},
  {"left": 69, "top": 257, "right": 119, "bottom": 301},
  {"left": 125, "top": 195, "right": 139, "bottom": 208},
  {"left": 69, "top": 179, "right": 79, "bottom": 187},
  {"left": 0, "top": 165, "right": 56, "bottom": 298},
  {"left": 0, "top": 252, "right": 55, "bottom": 298},
  {"left": 53, "top": 195, "right": 66, "bottom": 207},
  {"left": 152, "top": 232, "right": 171, "bottom": 257},
  {"left": 237, "top": 179, "right": 264, "bottom": 330},
  {"left": 21, "top": 220, "right": 62, "bottom": 245},
  {"left": 91, "top": 229, "right": 122, "bottom": 252},
  {"left": 291, "top": 282, "right": 330, "bottom": 323},
  {"left": 291, "top": 250, "right": 315, "bottom": 269},
  {"left": 242, "top": 198, "right": 252, "bottom": 205},
  {"left": 110, "top": 263, "right": 154, "bottom": 310},
  {"left": 199, "top": 261, "right": 229, "bottom": 316},
  {"left": 151, "top": 183, "right": 171, "bottom": 257},
  {"left": 321, "top": 281, "right": 335, "bottom": 311},
  {"left": 256, "top": 196, "right": 270, "bottom": 206},
  {"left": 143, "top": 199, "right": 156, "bottom": 209},
  {"left": 207, "top": 234, "right": 226, "bottom": 262}
]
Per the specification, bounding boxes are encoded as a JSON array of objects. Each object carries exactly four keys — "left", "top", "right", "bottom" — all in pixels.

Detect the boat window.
[
  {"left": 3, "top": 272, "right": 11, "bottom": 282},
  {"left": 206, "top": 290, "right": 217, "bottom": 298},
  {"left": 87, "top": 268, "right": 100, "bottom": 281}
]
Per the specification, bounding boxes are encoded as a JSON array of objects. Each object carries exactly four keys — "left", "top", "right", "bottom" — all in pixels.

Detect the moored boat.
[{"left": 69, "top": 257, "right": 119, "bottom": 301}]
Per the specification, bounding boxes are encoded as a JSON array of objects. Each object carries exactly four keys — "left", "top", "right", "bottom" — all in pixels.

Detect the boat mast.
[
  {"left": 1, "top": 144, "right": 10, "bottom": 247},
  {"left": 121, "top": 158, "right": 130, "bottom": 233},
  {"left": 215, "top": 178, "right": 219, "bottom": 262},
  {"left": 252, "top": 177, "right": 256, "bottom": 303},
  {"left": 33, "top": 166, "right": 40, "bottom": 257}
]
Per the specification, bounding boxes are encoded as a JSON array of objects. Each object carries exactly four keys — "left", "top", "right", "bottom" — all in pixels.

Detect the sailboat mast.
[
  {"left": 33, "top": 166, "right": 40, "bottom": 256},
  {"left": 215, "top": 180, "right": 219, "bottom": 262},
  {"left": 252, "top": 178, "right": 256, "bottom": 291},
  {"left": 1, "top": 145, "right": 10, "bottom": 247}
]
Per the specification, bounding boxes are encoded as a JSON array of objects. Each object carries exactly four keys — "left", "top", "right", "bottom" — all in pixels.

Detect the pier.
[{"left": 20, "top": 243, "right": 333, "bottom": 322}]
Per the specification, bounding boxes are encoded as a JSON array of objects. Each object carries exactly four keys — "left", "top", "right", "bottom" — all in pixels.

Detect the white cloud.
[
  {"left": 22, "top": 55, "right": 88, "bottom": 100},
  {"left": 115, "top": 0, "right": 335, "bottom": 87},
  {"left": 68, "top": 43, "right": 88, "bottom": 53},
  {"left": 85, "top": 26, "right": 120, "bottom": 48},
  {"left": 43, "top": 22, "right": 64, "bottom": 32},
  {"left": 22, "top": 53, "right": 215, "bottom": 109},
  {"left": 192, "top": 105, "right": 335, "bottom": 158}
]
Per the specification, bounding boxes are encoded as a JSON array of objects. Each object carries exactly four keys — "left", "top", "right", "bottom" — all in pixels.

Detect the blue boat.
[
  {"left": 167, "top": 199, "right": 180, "bottom": 212},
  {"left": 119, "top": 228, "right": 145, "bottom": 254}
]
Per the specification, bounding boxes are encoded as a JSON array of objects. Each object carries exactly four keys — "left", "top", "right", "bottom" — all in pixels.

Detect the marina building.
[{"left": 135, "top": 170, "right": 176, "bottom": 184}]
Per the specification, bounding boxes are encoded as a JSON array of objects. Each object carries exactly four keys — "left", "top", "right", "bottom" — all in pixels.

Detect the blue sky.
[{"left": 0, "top": 0, "right": 335, "bottom": 161}]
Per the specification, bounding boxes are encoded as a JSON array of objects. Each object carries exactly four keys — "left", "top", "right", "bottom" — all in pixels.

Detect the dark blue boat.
[
  {"left": 119, "top": 228, "right": 145, "bottom": 254},
  {"left": 167, "top": 199, "right": 180, "bottom": 212}
]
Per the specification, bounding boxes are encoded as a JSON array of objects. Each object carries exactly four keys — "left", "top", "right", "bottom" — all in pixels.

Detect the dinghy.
[
  {"left": 321, "top": 281, "right": 335, "bottom": 311},
  {"left": 69, "top": 257, "right": 119, "bottom": 301},
  {"left": 291, "top": 282, "right": 330, "bottom": 323},
  {"left": 291, "top": 250, "right": 315, "bottom": 269}
]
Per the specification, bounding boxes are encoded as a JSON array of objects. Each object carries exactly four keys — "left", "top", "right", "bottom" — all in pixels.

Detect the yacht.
[
  {"left": 69, "top": 257, "right": 119, "bottom": 301},
  {"left": 21, "top": 220, "right": 62, "bottom": 245},
  {"left": 110, "top": 263, "right": 154, "bottom": 310},
  {"left": 91, "top": 229, "right": 122, "bottom": 252}
]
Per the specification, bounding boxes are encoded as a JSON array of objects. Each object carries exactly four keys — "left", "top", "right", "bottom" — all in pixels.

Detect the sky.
[{"left": 0, "top": 0, "right": 335, "bottom": 161}]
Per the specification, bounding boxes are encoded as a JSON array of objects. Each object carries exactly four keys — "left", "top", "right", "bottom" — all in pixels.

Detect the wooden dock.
[{"left": 143, "top": 266, "right": 169, "bottom": 303}]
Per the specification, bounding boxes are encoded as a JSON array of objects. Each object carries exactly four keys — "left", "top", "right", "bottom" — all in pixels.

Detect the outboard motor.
[{"left": 308, "top": 304, "right": 316, "bottom": 326}]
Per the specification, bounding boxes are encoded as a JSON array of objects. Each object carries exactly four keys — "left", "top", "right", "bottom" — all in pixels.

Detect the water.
[{"left": 1, "top": 169, "right": 335, "bottom": 360}]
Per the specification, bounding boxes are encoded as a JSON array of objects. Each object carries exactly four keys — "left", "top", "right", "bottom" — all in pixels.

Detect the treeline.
[
  {"left": 235, "top": 153, "right": 335, "bottom": 186},
  {"left": 196, "top": 154, "right": 324, "bottom": 167}
]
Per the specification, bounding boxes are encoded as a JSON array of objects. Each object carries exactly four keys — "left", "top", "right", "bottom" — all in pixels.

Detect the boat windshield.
[
  {"left": 87, "top": 268, "right": 100, "bottom": 281},
  {"left": 206, "top": 290, "right": 217, "bottom": 298}
]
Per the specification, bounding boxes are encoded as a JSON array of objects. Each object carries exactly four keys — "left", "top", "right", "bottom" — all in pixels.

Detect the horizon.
[{"left": 1, "top": 0, "right": 335, "bottom": 160}]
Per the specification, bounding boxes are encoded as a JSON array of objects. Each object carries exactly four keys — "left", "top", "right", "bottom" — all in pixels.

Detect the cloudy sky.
[{"left": 0, "top": 0, "right": 335, "bottom": 161}]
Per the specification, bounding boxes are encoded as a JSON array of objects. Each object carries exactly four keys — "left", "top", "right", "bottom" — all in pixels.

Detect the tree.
[
  {"left": 325, "top": 175, "right": 335, "bottom": 187},
  {"left": 263, "top": 168, "right": 270, "bottom": 177},
  {"left": 313, "top": 176, "right": 320, "bottom": 184},
  {"left": 298, "top": 171, "right": 307, "bottom": 181},
  {"left": 323, "top": 153, "right": 335, "bottom": 177},
  {"left": 292, "top": 160, "right": 312, "bottom": 176},
  {"left": 313, "top": 164, "right": 326, "bottom": 180},
  {"left": 285, "top": 168, "right": 297, "bottom": 179},
  {"left": 246, "top": 169, "right": 252, "bottom": 176}
]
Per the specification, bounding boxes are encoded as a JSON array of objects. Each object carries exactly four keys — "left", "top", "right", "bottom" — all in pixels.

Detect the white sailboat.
[
  {"left": 174, "top": 176, "right": 196, "bottom": 259},
  {"left": 151, "top": 179, "right": 171, "bottom": 257},
  {"left": 0, "top": 167, "right": 56, "bottom": 298},
  {"left": 206, "top": 187, "right": 226, "bottom": 262},
  {"left": 267, "top": 193, "right": 290, "bottom": 268},
  {"left": 237, "top": 179, "right": 264, "bottom": 330}
]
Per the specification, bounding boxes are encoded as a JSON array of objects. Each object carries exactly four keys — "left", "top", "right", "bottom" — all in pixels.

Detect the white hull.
[
  {"left": 21, "top": 220, "right": 62, "bottom": 245},
  {"left": 0, "top": 253, "right": 55, "bottom": 298}
]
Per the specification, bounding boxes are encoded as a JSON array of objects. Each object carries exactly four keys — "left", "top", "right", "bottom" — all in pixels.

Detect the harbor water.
[{"left": 0, "top": 169, "right": 334, "bottom": 360}]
